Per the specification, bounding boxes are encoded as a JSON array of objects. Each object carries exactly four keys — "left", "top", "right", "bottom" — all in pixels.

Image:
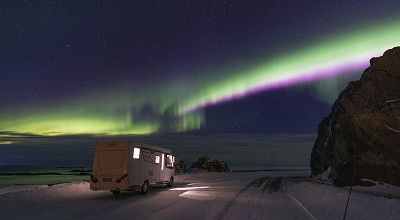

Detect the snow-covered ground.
[
  {"left": 0, "top": 184, "right": 49, "bottom": 196},
  {"left": 288, "top": 180, "right": 400, "bottom": 220},
  {"left": 0, "top": 171, "right": 399, "bottom": 220}
]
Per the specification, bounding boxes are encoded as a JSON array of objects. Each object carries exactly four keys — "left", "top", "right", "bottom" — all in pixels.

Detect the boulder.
[
  {"left": 174, "top": 159, "right": 188, "bottom": 173},
  {"left": 191, "top": 155, "right": 230, "bottom": 172},
  {"left": 310, "top": 47, "right": 400, "bottom": 186}
]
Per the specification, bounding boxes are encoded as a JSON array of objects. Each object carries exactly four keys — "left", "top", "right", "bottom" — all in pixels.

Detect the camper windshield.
[{"left": 165, "top": 154, "right": 173, "bottom": 168}]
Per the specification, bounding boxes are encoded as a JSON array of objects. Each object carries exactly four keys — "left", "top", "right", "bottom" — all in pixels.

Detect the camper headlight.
[{"left": 133, "top": 147, "right": 140, "bottom": 159}]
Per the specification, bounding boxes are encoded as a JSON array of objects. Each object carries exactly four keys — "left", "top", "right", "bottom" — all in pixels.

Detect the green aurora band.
[
  {"left": 177, "top": 20, "right": 400, "bottom": 114},
  {"left": 1, "top": 20, "right": 400, "bottom": 136}
]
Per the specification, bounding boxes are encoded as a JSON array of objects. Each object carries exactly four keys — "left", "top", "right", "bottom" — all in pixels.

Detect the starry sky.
[{"left": 1, "top": 0, "right": 400, "bottom": 138}]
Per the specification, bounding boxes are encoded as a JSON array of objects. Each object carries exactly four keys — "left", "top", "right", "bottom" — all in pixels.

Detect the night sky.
[{"left": 1, "top": 1, "right": 400, "bottom": 138}]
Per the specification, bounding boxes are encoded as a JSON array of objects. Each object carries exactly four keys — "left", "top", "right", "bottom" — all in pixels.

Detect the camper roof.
[
  {"left": 96, "top": 140, "right": 172, "bottom": 154},
  {"left": 132, "top": 142, "right": 172, "bottom": 154}
]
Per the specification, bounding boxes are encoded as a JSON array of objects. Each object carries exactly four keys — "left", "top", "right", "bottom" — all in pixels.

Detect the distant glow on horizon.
[
  {"left": 0, "top": 141, "right": 16, "bottom": 145},
  {"left": 0, "top": 114, "right": 160, "bottom": 136},
  {"left": 0, "top": 111, "right": 202, "bottom": 136},
  {"left": 1, "top": 19, "right": 400, "bottom": 136}
]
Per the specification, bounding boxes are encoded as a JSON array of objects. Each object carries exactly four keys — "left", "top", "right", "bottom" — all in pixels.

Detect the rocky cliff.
[{"left": 310, "top": 47, "right": 400, "bottom": 186}]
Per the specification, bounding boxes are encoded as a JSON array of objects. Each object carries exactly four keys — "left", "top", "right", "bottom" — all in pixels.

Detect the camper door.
[
  {"left": 160, "top": 153, "right": 173, "bottom": 181},
  {"left": 141, "top": 148, "right": 160, "bottom": 183},
  {"left": 128, "top": 146, "right": 142, "bottom": 186}
]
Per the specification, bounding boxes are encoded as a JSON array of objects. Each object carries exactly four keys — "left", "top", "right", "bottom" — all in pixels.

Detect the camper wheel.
[
  {"left": 140, "top": 180, "right": 149, "bottom": 194},
  {"left": 111, "top": 190, "right": 120, "bottom": 195},
  {"left": 166, "top": 177, "right": 174, "bottom": 187}
]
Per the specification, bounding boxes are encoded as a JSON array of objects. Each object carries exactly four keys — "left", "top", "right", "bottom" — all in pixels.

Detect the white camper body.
[{"left": 90, "top": 140, "right": 175, "bottom": 194}]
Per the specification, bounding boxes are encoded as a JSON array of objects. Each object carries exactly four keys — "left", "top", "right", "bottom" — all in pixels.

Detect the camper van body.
[{"left": 90, "top": 140, "right": 175, "bottom": 194}]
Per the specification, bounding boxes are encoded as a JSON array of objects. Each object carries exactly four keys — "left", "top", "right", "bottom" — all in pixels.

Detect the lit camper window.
[
  {"left": 133, "top": 147, "right": 140, "bottom": 159},
  {"left": 155, "top": 155, "right": 160, "bottom": 163},
  {"left": 166, "top": 154, "right": 174, "bottom": 168},
  {"left": 161, "top": 154, "right": 164, "bottom": 170}
]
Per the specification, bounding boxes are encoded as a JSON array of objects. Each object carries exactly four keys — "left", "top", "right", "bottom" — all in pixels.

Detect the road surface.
[{"left": 0, "top": 171, "right": 316, "bottom": 220}]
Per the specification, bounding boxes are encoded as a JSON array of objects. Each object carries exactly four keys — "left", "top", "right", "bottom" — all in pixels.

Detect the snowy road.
[
  {"left": 217, "top": 176, "right": 315, "bottom": 220},
  {"left": 0, "top": 171, "right": 399, "bottom": 220}
]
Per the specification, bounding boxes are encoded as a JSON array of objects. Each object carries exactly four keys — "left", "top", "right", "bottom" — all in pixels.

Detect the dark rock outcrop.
[
  {"left": 310, "top": 47, "right": 400, "bottom": 186},
  {"left": 174, "top": 159, "right": 188, "bottom": 173},
  {"left": 191, "top": 155, "right": 230, "bottom": 172}
]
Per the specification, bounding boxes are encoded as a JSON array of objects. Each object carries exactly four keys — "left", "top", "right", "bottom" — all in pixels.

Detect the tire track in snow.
[
  {"left": 215, "top": 176, "right": 317, "bottom": 220},
  {"left": 214, "top": 176, "right": 270, "bottom": 220},
  {"left": 287, "top": 192, "right": 317, "bottom": 220}
]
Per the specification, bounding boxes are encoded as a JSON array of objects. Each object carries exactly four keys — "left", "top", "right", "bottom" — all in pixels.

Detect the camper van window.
[
  {"left": 133, "top": 147, "right": 140, "bottom": 159},
  {"left": 155, "top": 155, "right": 160, "bottom": 164},
  {"left": 165, "top": 154, "right": 173, "bottom": 168}
]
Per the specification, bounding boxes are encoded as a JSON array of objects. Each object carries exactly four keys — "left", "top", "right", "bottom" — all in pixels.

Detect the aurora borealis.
[
  {"left": 1, "top": 1, "right": 400, "bottom": 137},
  {"left": 178, "top": 19, "right": 400, "bottom": 114}
]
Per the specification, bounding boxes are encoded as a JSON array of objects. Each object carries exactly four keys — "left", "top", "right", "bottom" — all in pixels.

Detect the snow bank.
[
  {"left": 354, "top": 179, "right": 400, "bottom": 198},
  {"left": 0, "top": 185, "right": 49, "bottom": 196},
  {"left": 288, "top": 180, "right": 400, "bottom": 220}
]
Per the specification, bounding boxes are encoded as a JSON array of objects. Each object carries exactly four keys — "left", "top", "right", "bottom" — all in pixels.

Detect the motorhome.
[{"left": 90, "top": 140, "right": 175, "bottom": 195}]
